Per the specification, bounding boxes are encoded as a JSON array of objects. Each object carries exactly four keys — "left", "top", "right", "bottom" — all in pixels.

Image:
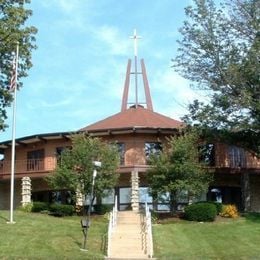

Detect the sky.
[{"left": 1, "top": 0, "right": 206, "bottom": 142}]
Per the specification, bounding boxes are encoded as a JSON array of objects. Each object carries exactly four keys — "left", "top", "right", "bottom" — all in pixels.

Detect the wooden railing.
[{"left": 0, "top": 158, "right": 57, "bottom": 175}]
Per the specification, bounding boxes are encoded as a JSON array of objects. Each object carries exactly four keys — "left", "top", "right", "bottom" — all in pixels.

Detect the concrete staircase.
[{"left": 106, "top": 210, "right": 148, "bottom": 259}]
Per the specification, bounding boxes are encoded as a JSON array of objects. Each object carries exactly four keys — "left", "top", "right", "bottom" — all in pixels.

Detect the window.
[
  {"left": 199, "top": 143, "right": 215, "bottom": 166},
  {"left": 27, "top": 149, "right": 44, "bottom": 171},
  {"left": 116, "top": 143, "right": 125, "bottom": 165},
  {"left": 228, "top": 146, "right": 246, "bottom": 167},
  {"left": 145, "top": 142, "right": 162, "bottom": 160}
]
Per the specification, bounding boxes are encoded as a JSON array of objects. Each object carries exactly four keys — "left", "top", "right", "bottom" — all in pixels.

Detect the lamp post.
[{"left": 81, "top": 161, "right": 101, "bottom": 251}]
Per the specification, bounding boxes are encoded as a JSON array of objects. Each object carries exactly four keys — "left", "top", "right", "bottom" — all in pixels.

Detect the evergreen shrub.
[
  {"left": 94, "top": 204, "right": 113, "bottom": 215},
  {"left": 31, "top": 202, "right": 49, "bottom": 212},
  {"left": 49, "top": 203, "right": 74, "bottom": 216},
  {"left": 185, "top": 202, "right": 217, "bottom": 222}
]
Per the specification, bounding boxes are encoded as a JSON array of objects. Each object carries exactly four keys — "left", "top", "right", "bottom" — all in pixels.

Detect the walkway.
[{"left": 106, "top": 210, "right": 149, "bottom": 259}]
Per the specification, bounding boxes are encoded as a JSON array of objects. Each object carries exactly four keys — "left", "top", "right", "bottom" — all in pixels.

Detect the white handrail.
[
  {"left": 107, "top": 195, "right": 117, "bottom": 257},
  {"left": 145, "top": 202, "right": 154, "bottom": 258}
]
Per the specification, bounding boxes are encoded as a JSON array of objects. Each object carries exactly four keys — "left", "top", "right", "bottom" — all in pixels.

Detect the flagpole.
[{"left": 8, "top": 42, "right": 19, "bottom": 224}]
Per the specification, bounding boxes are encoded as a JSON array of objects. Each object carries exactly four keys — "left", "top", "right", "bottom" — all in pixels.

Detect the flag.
[{"left": 9, "top": 54, "right": 17, "bottom": 91}]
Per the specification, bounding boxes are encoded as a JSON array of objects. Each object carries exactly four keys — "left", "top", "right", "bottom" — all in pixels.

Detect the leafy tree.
[
  {"left": 47, "top": 134, "right": 120, "bottom": 206},
  {"left": 147, "top": 131, "right": 212, "bottom": 213},
  {"left": 173, "top": 0, "right": 260, "bottom": 154},
  {"left": 0, "top": 0, "right": 37, "bottom": 130}
]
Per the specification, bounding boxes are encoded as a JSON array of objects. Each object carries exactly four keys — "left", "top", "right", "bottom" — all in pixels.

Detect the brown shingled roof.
[{"left": 80, "top": 105, "right": 183, "bottom": 132}]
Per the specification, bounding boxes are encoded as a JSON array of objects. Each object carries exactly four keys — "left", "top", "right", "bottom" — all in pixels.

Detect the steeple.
[{"left": 121, "top": 30, "right": 153, "bottom": 112}]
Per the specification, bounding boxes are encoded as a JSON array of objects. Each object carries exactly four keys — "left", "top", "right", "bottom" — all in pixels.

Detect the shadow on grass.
[
  {"left": 243, "top": 212, "right": 260, "bottom": 223},
  {"left": 0, "top": 215, "right": 8, "bottom": 222}
]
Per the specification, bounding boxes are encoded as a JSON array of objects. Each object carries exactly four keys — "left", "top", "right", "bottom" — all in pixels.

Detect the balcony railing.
[
  {"left": 0, "top": 155, "right": 259, "bottom": 177},
  {"left": 0, "top": 158, "right": 57, "bottom": 176}
]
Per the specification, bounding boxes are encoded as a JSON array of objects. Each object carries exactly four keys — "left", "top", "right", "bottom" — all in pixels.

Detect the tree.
[
  {"left": 147, "top": 131, "right": 212, "bottom": 213},
  {"left": 47, "top": 134, "right": 120, "bottom": 206},
  {"left": 173, "top": 0, "right": 260, "bottom": 154},
  {"left": 0, "top": 0, "right": 37, "bottom": 130}
]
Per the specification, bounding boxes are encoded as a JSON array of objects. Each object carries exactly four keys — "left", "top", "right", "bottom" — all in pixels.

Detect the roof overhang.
[
  {"left": 84, "top": 126, "right": 180, "bottom": 136},
  {"left": 0, "top": 131, "right": 76, "bottom": 153}
]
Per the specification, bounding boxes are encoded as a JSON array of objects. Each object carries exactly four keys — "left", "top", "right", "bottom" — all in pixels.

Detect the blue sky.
[{"left": 1, "top": 0, "right": 205, "bottom": 142}]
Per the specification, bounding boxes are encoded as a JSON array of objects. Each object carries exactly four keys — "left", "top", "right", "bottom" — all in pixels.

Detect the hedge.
[
  {"left": 185, "top": 202, "right": 217, "bottom": 222},
  {"left": 31, "top": 202, "right": 49, "bottom": 212},
  {"left": 49, "top": 203, "right": 74, "bottom": 216}
]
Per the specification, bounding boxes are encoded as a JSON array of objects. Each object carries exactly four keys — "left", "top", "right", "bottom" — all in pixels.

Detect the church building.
[{"left": 0, "top": 31, "right": 260, "bottom": 212}]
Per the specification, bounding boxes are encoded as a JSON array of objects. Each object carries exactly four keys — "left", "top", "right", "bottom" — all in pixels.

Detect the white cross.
[{"left": 130, "top": 29, "right": 141, "bottom": 57}]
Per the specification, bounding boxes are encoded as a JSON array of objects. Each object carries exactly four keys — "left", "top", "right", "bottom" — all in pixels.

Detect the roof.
[
  {"left": 0, "top": 131, "right": 75, "bottom": 152},
  {"left": 81, "top": 105, "right": 183, "bottom": 133}
]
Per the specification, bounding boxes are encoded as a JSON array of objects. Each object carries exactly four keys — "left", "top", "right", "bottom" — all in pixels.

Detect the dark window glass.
[
  {"left": 27, "top": 149, "right": 44, "bottom": 171},
  {"left": 116, "top": 143, "right": 125, "bottom": 165},
  {"left": 228, "top": 146, "right": 246, "bottom": 167},
  {"left": 145, "top": 142, "right": 162, "bottom": 159},
  {"left": 199, "top": 143, "right": 215, "bottom": 166}
]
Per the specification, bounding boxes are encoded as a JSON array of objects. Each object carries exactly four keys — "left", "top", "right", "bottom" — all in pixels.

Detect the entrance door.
[{"left": 119, "top": 187, "right": 131, "bottom": 211}]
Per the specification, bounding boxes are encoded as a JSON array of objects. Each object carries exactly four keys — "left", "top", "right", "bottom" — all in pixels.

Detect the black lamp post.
[{"left": 81, "top": 161, "right": 101, "bottom": 251}]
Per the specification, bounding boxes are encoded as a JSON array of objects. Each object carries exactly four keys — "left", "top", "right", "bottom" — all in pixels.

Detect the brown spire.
[
  {"left": 121, "top": 58, "right": 154, "bottom": 112},
  {"left": 121, "top": 59, "right": 131, "bottom": 112},
  {"left": 121, "top": 30, "right": 153, "bottom": 111},
  {"left": 141, "top": 59, "right": 153, "bottom": 111}
]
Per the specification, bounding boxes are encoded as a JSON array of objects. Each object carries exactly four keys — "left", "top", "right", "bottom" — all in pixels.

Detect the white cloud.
[{"left": 93, "top": 25, "right": 131, "bottom": 56}]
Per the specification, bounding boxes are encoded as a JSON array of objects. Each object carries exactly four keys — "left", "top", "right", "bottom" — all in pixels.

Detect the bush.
[
  {"left": 94, "top": 204, "right": 113, "bottom": 215},
  {"left": 31, "top": 202, "right": 49, "bottom": 212},
  {"left": 195, "top": 201, "right": 223, "bottom": 215},
  {"left": 49, "top": 203, "right": 74, "bottom": 216},
  {"left": 185, "top": 202, "right": 217, "bottom": 222},
  {"left": 212, "top": 202, "right": 223, "bottom": 214},
  {"left": 18, "top": 203, "right": 33, "bottom": 213},
  {"left": 220, "top": 204, "right": 239, "bottom": 218}
]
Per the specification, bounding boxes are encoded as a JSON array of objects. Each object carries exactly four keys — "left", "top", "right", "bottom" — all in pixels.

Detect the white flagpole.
[{"left": 8, "top": 42, "right": 19, "bottom": 224}]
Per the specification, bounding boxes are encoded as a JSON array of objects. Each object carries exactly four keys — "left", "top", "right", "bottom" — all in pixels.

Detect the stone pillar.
[
  {"left": 75, "top": 189, "right": 84, "bottom": 213},
  {"left": 21, "top": 177, "right": 32, "bottom": 206},
  {"left": 76, "top": 189, "right": 84, "bottom": 207},
  {"left": 131, "top": 170, "right": 139, "bottom": 211},
  {"left": 241, "top": 172, "right": 251, "bottom": 212}
]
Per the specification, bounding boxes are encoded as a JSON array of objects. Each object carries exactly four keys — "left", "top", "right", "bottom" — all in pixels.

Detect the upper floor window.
[
  {"left": 145, "top": 142, "right": 162, "bottom": 160},
  {"left": 199, "top": 143, "right": 215, "bottom": 166},
  {"left": 116, "top": 143, "right": 125, "bottom": 165},
  {"left": 27, "top": 149, "right": 44, "bottom": 171},
  {"left": 55, "top": 146, "right": 71, "bottom": 164},
  {"left": 228, "top": 146, "right": 246, "bottom": 168}
]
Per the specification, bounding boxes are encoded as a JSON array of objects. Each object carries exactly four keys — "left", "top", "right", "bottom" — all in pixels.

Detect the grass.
[
  {"left": 153, "top": 213, "right": 260, "bottom": 259},
  {"left": 1, "top": 211, "right": 260, "bottom": 259},
  {"left": 0, "top": 210, "right": 108, "bottom": 259}
]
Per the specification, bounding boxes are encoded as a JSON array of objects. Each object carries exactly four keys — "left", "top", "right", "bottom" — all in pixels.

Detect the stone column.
[
  {"left": 21, "top": 177, "right": 32, "bottom": 206},
  {"left": 75, "top": 189, "right": 84, "bottom": 213},
  {"left": 241, "top": 172, "right": 251, "bottom": 212},
  {"left": 131, "top": 170, "right": 139, "bottom": 211}
]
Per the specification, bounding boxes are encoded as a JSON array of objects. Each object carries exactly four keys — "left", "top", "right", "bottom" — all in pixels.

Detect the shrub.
[
  {"left": 94, "top": 204, "right": 113, "bottom": 215},
  {"left": 212, "top": 202, "right": 223, "bottom": 214},
  {"left": 31, "top": 202, "right": 49, "bottom": 212},
  {"left": 49, "top": 203, "right": 74, "bottom": 216},
  {"left": 18, "top": 203, "right": 33, "bottom": 213},
  {"left": 195, "top": 201, "right": 223, "bottom": 215},
  {"left": 220, "top": 204, "right": 239, "bottom": 218},
  {"left": 185, "top": 202, "right": 217, "bottom": 222}
]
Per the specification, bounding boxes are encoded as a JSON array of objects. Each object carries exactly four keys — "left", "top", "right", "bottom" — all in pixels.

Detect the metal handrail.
[
  {"left": 107, "top": 195, "right": 117, "bottom": 257},
  {"left": 144, "top": 202, "right": 154, "bottom": 258}
]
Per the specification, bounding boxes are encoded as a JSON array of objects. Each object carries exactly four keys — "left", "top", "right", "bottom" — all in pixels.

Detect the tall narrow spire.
[{"left": 121, "top": 30, "right": 153, "bottom": 112}]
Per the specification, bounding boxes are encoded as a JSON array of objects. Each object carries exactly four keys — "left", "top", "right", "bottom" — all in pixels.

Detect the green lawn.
[
  {"left": 153, "top": 214, "right": 260, "bottom": 259},
  {"left": 0, "top": 210, "right": 108, "bottom": 259},
  {"left": 1, "top": 211, "right": 260, "bottom": 259}
]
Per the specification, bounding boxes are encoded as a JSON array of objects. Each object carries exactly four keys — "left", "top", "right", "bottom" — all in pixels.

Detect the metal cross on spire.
[{"left": 130, "top": 29, "right": 141, "bottom": 57}]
